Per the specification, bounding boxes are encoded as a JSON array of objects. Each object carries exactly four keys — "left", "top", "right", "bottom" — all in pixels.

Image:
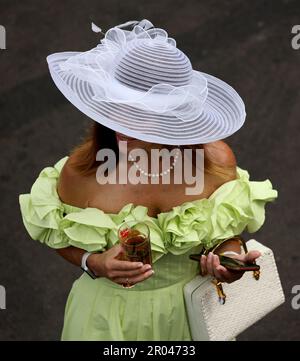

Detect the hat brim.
[{"left": 47, "top": 52, "right": 246, "bottom": 145}]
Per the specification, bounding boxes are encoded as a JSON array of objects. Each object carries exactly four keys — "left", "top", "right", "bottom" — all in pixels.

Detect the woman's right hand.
[{"left": 87, "top": 244, "right": 154, "bottom": 286}]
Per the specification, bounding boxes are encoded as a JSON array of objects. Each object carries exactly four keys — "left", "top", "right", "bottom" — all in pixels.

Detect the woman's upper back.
[{"left": 57, "top": 141, "right": 237, "bottom": 217}]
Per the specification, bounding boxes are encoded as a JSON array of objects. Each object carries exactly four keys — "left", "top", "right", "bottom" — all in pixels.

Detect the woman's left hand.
[{"left": 200, "top": 250, "right": 261, "bottom": 283}]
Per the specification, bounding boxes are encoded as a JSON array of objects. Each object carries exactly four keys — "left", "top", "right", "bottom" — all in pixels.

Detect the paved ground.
[{"left": 0, "top": 0, "right": 300, "bottom": 340}]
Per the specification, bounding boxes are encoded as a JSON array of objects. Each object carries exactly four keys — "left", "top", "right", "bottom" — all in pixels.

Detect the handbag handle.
[
  {"left": 210, "top": 235, "right": 261, "bottom": 304},
  {"left": 225, "top": 236, "right": 260, "bottom": 281}
]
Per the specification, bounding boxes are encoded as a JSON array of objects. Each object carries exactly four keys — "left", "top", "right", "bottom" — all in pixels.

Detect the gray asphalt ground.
[{"left": 0, "top": 0, "right": 300, "bottom": 340}]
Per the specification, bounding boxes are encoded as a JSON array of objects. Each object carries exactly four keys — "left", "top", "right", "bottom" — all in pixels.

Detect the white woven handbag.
[{"left": 183, "top": 239, "right": 285, "bottom": 341}]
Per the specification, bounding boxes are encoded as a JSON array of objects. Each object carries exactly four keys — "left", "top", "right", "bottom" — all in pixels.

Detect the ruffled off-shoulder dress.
[{"left": 19, "top": 157, "right": 278, "bottom": 341}]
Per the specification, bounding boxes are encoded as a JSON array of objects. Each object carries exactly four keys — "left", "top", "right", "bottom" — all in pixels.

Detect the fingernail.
[
  {"left": 144, "top": 265, "right": 152, "bottom": 271},
  {"left": 151, "top": 270, "right": 155, "bottom": 274}
]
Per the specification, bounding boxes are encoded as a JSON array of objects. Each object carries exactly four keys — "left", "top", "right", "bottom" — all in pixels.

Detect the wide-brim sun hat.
[{"left": 47, "top": 19, "right": 246, "bottom": 145}]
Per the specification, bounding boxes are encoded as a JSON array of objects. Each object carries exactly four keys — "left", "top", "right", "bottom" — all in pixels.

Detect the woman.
[{"left": 19, "top": 19, "right": 277, "bottom": 340}]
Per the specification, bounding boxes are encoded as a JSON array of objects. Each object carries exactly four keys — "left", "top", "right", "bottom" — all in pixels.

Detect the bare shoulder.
[
  {"left": 57, "top": 153, "right": 91, "bottom": 208},
  {"left": 203, "top": 141, "right": 237, "bottom": 167},
  {"left": 203, "top": 141, "right": 237, "bottom": 182}
]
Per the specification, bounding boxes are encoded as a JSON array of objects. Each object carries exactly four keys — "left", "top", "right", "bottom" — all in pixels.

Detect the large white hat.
[{"left": 47, "top": 19, "right": 246, "bottom": 145}]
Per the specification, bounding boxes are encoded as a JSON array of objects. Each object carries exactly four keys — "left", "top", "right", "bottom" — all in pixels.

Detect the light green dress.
[{"left": 19, "top": 157, "right": 278, "bottom": 341}]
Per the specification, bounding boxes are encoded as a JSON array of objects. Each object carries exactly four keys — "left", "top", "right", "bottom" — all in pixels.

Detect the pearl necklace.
[{"left": 128, "top": 147, "right": 181, "bottom": 178}]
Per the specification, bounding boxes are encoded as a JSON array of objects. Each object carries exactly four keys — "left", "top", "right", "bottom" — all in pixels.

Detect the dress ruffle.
[{"left": 19, "top": 157, "right": 278, "bottom": 262}]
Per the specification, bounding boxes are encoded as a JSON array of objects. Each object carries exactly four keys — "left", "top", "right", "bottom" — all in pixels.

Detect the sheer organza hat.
[{"left": 47, "top": 19, "right": 246, "bottom": 145}]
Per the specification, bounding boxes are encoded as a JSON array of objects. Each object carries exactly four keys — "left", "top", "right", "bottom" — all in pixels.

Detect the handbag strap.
[
  {"left": 209, "top": 235, "right": 248, "bottom": 254},
  {"left": 208, "top": 236, "right": 261, "bottom": 304},
  {"left": 233, "top": 236, "right": 260, "bottom": 281}
]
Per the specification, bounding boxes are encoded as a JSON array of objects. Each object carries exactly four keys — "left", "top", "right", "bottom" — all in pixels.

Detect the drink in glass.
[{"left": 117, "top": 221, "right": 152, "bottom": 288}]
